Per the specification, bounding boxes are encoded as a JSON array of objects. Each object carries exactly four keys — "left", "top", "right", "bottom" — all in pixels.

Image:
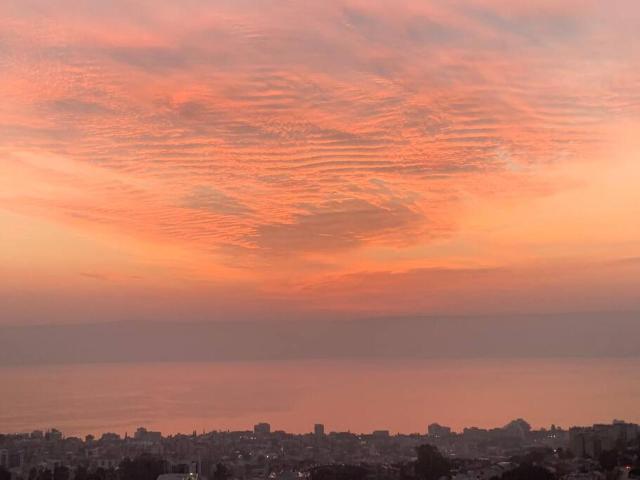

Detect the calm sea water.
[{"left": 1, "top": 358, "right": 639, "bottom": 436}]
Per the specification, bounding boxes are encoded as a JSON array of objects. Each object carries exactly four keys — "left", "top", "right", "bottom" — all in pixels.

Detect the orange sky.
[{"left": 1, "top": 0, "right": 640, "bottom": 324}]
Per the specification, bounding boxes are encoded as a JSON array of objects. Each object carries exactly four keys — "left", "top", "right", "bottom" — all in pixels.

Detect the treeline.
[
  {"left": 311, "top": 441, "right": 640, "bottom": 480},
  {"left": 309, "top": 445, "right": 559, "bottom": 480},
  {"left": 0, "top": 455, "right": 232, "bottom": 480},
  {"left": 4, "top": 441, "right": 639, "bottom": 480},
  {"left": 310, "top": 444, "right": 452, "bottom": 480}
]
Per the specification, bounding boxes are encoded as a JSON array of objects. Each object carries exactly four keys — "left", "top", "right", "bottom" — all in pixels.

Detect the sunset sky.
[{"left": 2, "top": 0, "right": 640, "bottom": 326}]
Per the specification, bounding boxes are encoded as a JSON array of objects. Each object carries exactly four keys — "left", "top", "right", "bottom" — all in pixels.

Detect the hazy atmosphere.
[{"left": 2, "top": 0, "right": 640, "bottom": 448}]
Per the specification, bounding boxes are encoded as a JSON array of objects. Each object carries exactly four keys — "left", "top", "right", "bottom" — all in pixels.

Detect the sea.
[{"left": 1, "top": 358, "right": 639, "bottom": 436}]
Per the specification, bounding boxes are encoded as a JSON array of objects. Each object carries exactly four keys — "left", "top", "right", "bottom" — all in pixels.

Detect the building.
[
  {"left": 46, "top": 429, "right": 63, "bottom": 441},
  {"left": 612, "top": 420, "right": 639, "bottom": 442},
  {"left": 314, "top": 424, "right": 325, "bottom": 437},
  {"left": 100, "top": 432, "right": 121, "bottom": 442},
  {"left": 135, "top": 427, "right": 162, "bottom": 443},
  {"left": 569, "top": 421, "right": 639, "bottom": 458},
  {"left": 428, "top": 423, "right": 452, "bottom": 438},
  {"left": 254, "top": 423, "right": 271, "bottom": 435}
]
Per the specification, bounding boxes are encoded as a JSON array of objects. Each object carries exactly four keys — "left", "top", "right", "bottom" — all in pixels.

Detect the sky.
[{"left": 1, "top": 0, "right": 640, "bottom": 326}]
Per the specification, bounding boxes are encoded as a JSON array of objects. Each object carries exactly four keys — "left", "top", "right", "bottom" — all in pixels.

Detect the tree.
[
  {"left": 53, "top": 465, "right": 70, "bottom": 480},
  {"left": 415, "top": 444, "right": 451, "bottom": 480},
  {"left": 74, "top": 466, "right": 89, "bottom": 480},
  {"left": 555, "top": 448, "right": 574, "bottom": 460},
  {"left": 118, "top": 455, "right": 166, "bottom": 480},
  {"left": 87, "top": 468, "right": 106, "bottom": 480},
  {"left": 213, "top": 463, "right": 232, "bottom": 480},
  {"left": 599, "top": 450, "right": 618, "bottom": 471},
  {"left": 521, "top": 448, "right": 554, "bottom": 465},
  {"left": 504, "top": 419, "right": 532, "bottom": 434},
  {"left": 310, "top": 465, "right": 368, "bottom": 480},
  {"left": 0, "top": 466, "right": 11, "bottom": 480},
  {"left": 502, "top": 464, "right": 555, "bottom": 480},
  {"left": 37, "top": 469, "right": 53, "bottom": 480},
  {"left": 171, "top": 464, "right": 189, "bottom": 474}
]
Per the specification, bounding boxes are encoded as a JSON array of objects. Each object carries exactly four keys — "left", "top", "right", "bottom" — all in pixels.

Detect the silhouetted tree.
[
  {"left": 555, "top": 448, "right": 574, "bottom": 460},
  {"left": 53, "top": 465, "right": 70, "bottom": 480},
  {"left": 37, "top": 469, "right": 53, "bottom": 480},
  {"left": 118, "top": 455, "right": 166, "bottom": 480},
  {"left": 599, "top": 450, "right": 619, "bottom": 471},
  {"left": 74, "top": 466, "right": 89, "bottom": 480},
  {"left": 87, "top": 467, "right": 106, "bottom": 480},
  {"left": 172, "top": 463, "right": 189, "bottom": 474},
  {"left": 310, "top": 465, "right": 368, "bottom": 480},
  {"left": 502, "top": 464, "right": 555, "bottom": 480},
  {"left": 0, "top": 466, "right": 11, "bottom": 480},
  {"left": 88, "top": 467, "right": 117, "bottom": 480},
  {"left": 518, "top": 448, "right": 554, "bottom": 465},
  {"left": 213, "top": 463, "right": 232, "bottom": 480},
  {"left": 415, "top": 444, "right": 451, "bottom": 480}
]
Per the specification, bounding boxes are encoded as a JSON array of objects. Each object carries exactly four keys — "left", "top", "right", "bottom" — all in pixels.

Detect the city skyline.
[
  {"left": 1, "top": 418, "right": 625, "bottom": 438},
  {"left": 1, "top": 418, "right": 637, "bottom": 480}
]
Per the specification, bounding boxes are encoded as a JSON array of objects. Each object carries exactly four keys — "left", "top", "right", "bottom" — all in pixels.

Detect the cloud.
[
  {"left": 181, "top": 186, "right": 252, "bottom": 216},
  {"left": 254, "top": 198, "right": 423, "bottom": 253},
  {"left": 47, "top": 98, "right": 113, "bottom": 116},
  {"left": 463, "top": 3, "right": 588, "bottom": 47},
  {"left": 1, "top": 0, "right": 640, "bottom": 322}
]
